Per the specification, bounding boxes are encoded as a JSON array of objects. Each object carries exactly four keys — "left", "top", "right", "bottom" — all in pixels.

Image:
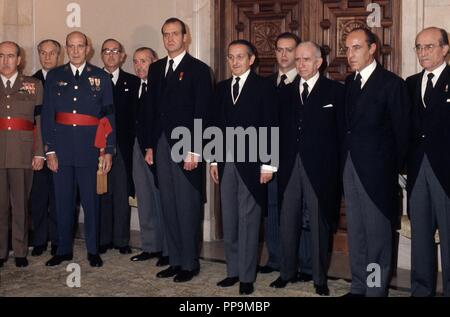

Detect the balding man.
[
  {"left": 407, "top": 27, "right": 450, "bottom": 297},
  {"left": 130, "top": 47, "right": 169, "bottom": 266},
  {"left": 0, "top": 41, "right": 44, "bottom": 268},
  {"left": 30, "top": 39, "right": 61, "bottom": 257},
  {"left": 342, "top": 28, "right": 410, "bottom": 297},
  {"left": 42, "top": 31, "right": 115, "bottom": 267},
  {"left": 270, "top": 41, "right": 344, "bottom": 295}
]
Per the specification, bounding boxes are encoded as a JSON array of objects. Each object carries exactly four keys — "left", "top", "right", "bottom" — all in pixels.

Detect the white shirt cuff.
[
  {"left": 188, "top": 152, "right": 200, "bottom": 157},
  {"left": 261, "top": 165, "right": 277, "bottom": 173},
  {"left": 46, "top": 151, "right": 56, "bottom": 156}
]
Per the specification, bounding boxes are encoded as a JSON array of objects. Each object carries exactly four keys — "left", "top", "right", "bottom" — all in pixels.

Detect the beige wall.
[
  {"left": 401, "top": 0, "right": 450, "bottom": 78},
  {"left": 1, "top": 0, "right": 214, "bottom": 75}
]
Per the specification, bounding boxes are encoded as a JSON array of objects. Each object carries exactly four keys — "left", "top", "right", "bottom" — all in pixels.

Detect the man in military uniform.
[
  {"left": 0, "top": 41, "right": 45, "bottom": 268},
  {"left": 42, "top": 31, "right": 115, "bottom": 268}
]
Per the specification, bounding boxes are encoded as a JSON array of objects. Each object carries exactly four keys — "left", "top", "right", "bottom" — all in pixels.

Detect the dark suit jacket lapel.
[
  {"left": 302, "top": 75, "right": 323, "bottom": 108},
  {"left": 351, "top": 64, "right": 383, "bottom": 126},
  {"left": 430, "top": 65, "right": 450, "bottom": 111},
  {"left": 234, "top": 71, "right": 256, "bottom": 107},
  {"left": 163, "top": 53, "right": 190, "bottom": 96}
]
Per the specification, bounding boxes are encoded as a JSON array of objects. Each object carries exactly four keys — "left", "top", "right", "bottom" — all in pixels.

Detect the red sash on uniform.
[
  {"left": 55, "top": 112, "right": 112, "bottom": 150},
  {"left": 0, "top": 117, "right": 34, "bottom": 131}
]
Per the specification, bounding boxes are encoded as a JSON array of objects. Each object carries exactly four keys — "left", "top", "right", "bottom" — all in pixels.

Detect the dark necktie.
[
  {"left": 6, "top": 79, "right": 11, "bottom": 90},
  {"left": 110, "top": 73, "right": 114, "bottom": 85},
  {"left": 233, "top": 77, "right": 241, "bottom": 102},
  {"left": 75, "top": 69, "right": 80, "bottom": 81},
  {"left": 353, "top": 73, "right": 362, "bottom": 93},
  {"left": 349, "top": 73, "right": 362, "bottom": 115},
  {"left": 301, "top": 82, "right": 309, "bottom": 104},
  {"left": 140, "top": 82, "right": 147, "bottom": 99},
  {"left": 423, "top": 73, "right": 435, "bottom": 108},
  {"left": 166, "top": 59, "right": 174, "bottom": 79},
  {"left": 278, "top": 74, "right": 288, "bottom": 88}
]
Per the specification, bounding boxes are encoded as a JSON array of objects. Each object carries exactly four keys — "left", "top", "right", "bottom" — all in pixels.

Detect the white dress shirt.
[
  {"left": 165, "top": 50, "right": 187, "bottom": 76},
  {"left": 299, "top": 71, "right": 320, "bottom": 99},
  {"left": 139, "top": 79, "right": 148, "bottom": 98},
  {"left": 70, "top": 62, "right": 86, "bottom": 77},
  {"left": 1, "top": 72, "right": 19, "bottom": 88},
  {"left": 277, "top": 67, "right": 298, "bottom": 86},
  {"left": 355, "top": 59, "right": 377, "bottom": 89},
  {"left": 231, "top": 69, "right": 251, "bottom": 104},
  {"left": 421, "top": 62, "right": 447, "bottom": 106}
]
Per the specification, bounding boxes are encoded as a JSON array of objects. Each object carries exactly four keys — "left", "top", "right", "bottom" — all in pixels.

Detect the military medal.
[{"left": 95, "top": 78, "right": 101, "bottom": 91}]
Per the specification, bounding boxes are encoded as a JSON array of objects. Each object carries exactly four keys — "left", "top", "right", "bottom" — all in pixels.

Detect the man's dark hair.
[
  {"left": 135, "top": 47, "right": 158, "bottom": 60},
  {"left": 38, "top": 39, "right": 61, "bottom": 54},
  {"left": 161, "top": 17, "right": 187, "bottom": 35},
  {"left": 350, "top": 27, "right": 378, "bottom": 47},
  {"left": 101, "top": 38, "right": 124, "bottom": 53},
  {"left": 228, "top": 39, "right": 257, "bottom": 56},
  {"left": 275, "top": 32, "right": 301, "bottom": 47},
  {"left": 438, "top": 28, "right": 449, "bottom": 46}
]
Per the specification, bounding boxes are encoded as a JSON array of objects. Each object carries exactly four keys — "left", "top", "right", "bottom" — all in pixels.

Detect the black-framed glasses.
[{"left": 102, "top": 48, "right": 121, "bottom": 55}]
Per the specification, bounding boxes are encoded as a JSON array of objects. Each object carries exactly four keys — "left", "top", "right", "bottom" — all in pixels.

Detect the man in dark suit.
[
  {"left": 270, "top": 41, "right": 344, "bottom": 296},
  {"left": 30, "top": 39, "right": 61, "bottom": 257},
  {"left": 0, "top": 41, "right": 45, "bottom": 268},
  {"left": 130, "top": 47, "right": 169, "bottom": 266},
  {"left": 210, "top": 40, "right": 278, "bottom": 295},
  {"left": 259, "top": 32, "right": 311, "bottom": 277},
  {"left": 99, "top": 39, "right": 140, "bottom": 255},
  {"left": 406, "top": 27, "right": 450, "bottom": 297},
  {"left": 144, "top": 18, "right": 213, "bottom": 283},
  {"left": 342, "top": 28, "right": 410, "bottom": 297},
  {"left": 42, "top": 31, "right": 115, "bottom": 268}
]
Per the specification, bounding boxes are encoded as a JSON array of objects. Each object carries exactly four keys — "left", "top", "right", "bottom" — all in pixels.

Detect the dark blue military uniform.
[{"left": 42, "top": 63, "right": 115, "bottom": 255}]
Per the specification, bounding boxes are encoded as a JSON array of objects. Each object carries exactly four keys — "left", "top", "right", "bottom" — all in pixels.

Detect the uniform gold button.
[
  {"left": 7, "top": 116, "right": 11, "bottom": 120},
  {"left": 73, "top": 97, "right": 77, "bottom": 102},
  {"left": 74, "top": 86, "right": 79, "bottom": 90},
  {"left": 7, "top": 95, "right": 10, "bottom": 98},
  {"left": 73, "top": 124, "right": 77, "bottom": 127},
  {"left": 6, "top": 105, "right": 10, "bottom": 109},
  {"left": 73, "top": 110, "right": 77, "bottom": 114},
  {"left": 8, "top": 127, "right": 11, "bottom": 130}
]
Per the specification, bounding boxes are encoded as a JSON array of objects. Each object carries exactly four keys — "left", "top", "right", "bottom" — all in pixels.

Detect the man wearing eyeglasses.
[
  {"left": 406, "top": 27, "right": 450, "bottom": 297},
  {"left": 30, "top": 39, "right": 61, "bottom": 258},
  {"left": 341, "top": 28, "right": 410, "bottom": 297},
  {"left": 98, "top": 39, "right": 140, "bottom": 256},
  {"left": 42, "top": 31, "right": 115, "bottom": 268}
]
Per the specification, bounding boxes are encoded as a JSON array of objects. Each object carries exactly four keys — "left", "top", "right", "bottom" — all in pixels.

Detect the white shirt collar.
[
  {"left": 278, "top": 68, "right": 298, "bottom": 85},
  {"left": 1, "top": 72, "right": 19, "bottom": 88},
  {"left": 300, "top": 71, "right": 320, "bottom": 93},
  {"left": 42, "top": 69, "right": 48, "bottom": 80},
  {"left": 141, "top": 79, "right": 148, "bottom": 85},
  {"left": 166, "top": 50, "right": 187, "bottom": 73},
  {"left": 231, "top": 69, "right": 251, "bottom": 103},
  {"left": 423, "top": 62, "right": 447, "bottom": 86},
  {"left": 70, "top": 62, "right": 86, "bottom": 77},
  {"left": 356, "top": 59, "right": 377, "bottom": 88},
  {"left": 104, "top": 67, "right": 120, "bottom": 85},
  {"left": 233, "top": 68, "right": 251, "bottom": 83}
]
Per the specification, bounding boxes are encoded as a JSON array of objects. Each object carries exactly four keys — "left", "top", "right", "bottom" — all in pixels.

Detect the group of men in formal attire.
[{"left": 0, "top": 17, "right": 449, "bottom": 297}]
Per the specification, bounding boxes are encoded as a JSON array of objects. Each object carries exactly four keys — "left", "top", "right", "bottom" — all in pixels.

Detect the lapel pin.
[
  {"left": 445, "top": 84, "right": 448, "bottom": 93},
  {"left": 179, "top": 72, "right": 184, "bottom": 81}
]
